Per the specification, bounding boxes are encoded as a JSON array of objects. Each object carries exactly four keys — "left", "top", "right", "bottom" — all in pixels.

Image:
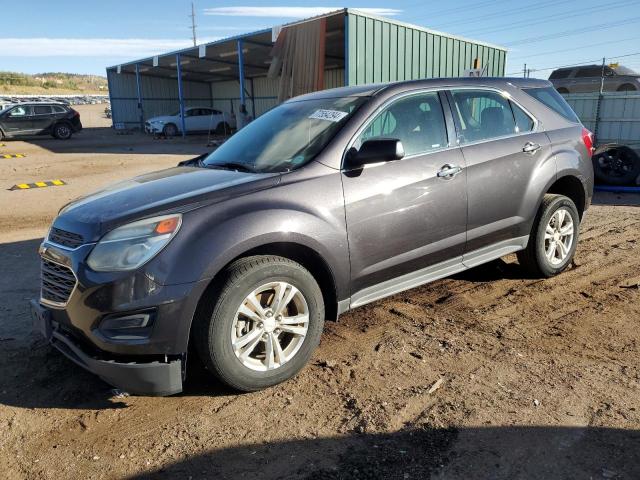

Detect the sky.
[{"left": 1, "top": 0, "right": 640, "bottom": 79}]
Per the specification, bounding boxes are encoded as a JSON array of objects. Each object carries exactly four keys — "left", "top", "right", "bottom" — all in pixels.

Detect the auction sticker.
[{"left": 308, "top": 109, "right": 348, "bottom": 122}]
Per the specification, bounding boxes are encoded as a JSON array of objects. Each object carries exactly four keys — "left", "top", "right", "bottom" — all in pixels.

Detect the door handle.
[
  {"left": 523, "top": 142, "right": 541, "bottom": 154},
  {"left": 437, "top": 164, "right": 463, "bottom": 179}
]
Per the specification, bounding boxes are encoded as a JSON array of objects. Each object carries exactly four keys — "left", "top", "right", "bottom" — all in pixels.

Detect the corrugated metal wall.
[
  {"left": 346, "top": 12, "right": 506, "bottom": 85},
  {"left": 109, "top": 68, "right": 345, "bottom": 126},
  {"left": 563, "top": 91, "right": 640, "bottom": 146},
  {"left": 210, "top": 68, "right": 345, "bottom": 118},
  {"left": 107, "top": 70, "right": 212, "bottom": 126}
]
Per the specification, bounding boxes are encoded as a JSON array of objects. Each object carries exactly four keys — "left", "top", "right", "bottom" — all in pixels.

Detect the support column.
[
  {"left": 237, "top": 39, "right": 246, "bottom": 110},
  {"left": 176, "top": 53, "right": 186, "bottom": 137},
  {"left": 135, "top": 63, "right": 144, "bottom": 131}
]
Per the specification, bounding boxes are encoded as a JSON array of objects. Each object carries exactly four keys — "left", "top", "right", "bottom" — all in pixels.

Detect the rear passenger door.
[
  {"left": 447, "top": 88, "right": 553, "bottom": 257},
  {"left": 32, "top": 105, "right": 55, "bottom": 133}
]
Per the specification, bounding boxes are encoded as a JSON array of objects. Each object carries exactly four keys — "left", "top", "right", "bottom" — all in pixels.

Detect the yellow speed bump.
[
  {"left": 2, "top": 154, "right": 26, "bottom": 159},
  {"left": 9, "top": 180, "right": 66, "bottom": 191}
]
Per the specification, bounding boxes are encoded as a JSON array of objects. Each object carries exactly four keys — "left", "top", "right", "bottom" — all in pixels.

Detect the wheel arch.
[{"left": 546, "top": 174, "right": 587, "bottom": 219}]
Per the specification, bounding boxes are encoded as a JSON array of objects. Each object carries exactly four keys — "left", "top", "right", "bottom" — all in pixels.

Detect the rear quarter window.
[{"left": 523, "top": 87, "right": 580, "bottom": 123}]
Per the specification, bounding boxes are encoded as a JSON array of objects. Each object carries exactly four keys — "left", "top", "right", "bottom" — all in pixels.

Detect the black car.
[{"left": 0, "top": 103, "right": 82, "bottom": 140}]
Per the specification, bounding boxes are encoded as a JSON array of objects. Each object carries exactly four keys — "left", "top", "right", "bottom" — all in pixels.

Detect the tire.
[
  {"left": 215, "top": 122, "right": 231, "bottom": 135},
  {"left": 194, "top": 255, "right": 325, "bottom": 392},
  {"left": 53, "top": 123, "right": 73, "bottom": 140},
  {"left": 592, "top": 146, "right": 640, "bottom": 185},
  {"left": 517, "top": 194, "right": 580, "bottom": 278},
  {"left": 617, "top": 83, "right": 636, "bottom": 92},
  {"left": 162, "top": 123, "right": 178, "bottom": 137}
]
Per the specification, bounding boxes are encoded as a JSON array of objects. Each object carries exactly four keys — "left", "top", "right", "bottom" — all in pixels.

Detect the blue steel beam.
[
  {"left": 237, "top": 40, "right": 246, "bottom": 109},
  {"left": 176, "top": 53, "right": 187, "bottom": 137},
  {"left": 134, "top": 64, "right": 144, "bottom": 130}
]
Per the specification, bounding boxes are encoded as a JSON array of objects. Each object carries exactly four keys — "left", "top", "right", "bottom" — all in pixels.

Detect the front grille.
[
  {"left": 41, "top": 259, "right": 77, "bottom": 305},
  {"left": 49, "top": 227, "right": 84, "bottom": 249}
]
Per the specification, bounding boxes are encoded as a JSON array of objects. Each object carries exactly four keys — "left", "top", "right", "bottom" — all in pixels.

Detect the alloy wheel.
[
  {"left": 544, "top": 207, "right": 574, "bottom": 265},
  {"left": 231, "top": 281, "right": 309, "bottom": 372}
]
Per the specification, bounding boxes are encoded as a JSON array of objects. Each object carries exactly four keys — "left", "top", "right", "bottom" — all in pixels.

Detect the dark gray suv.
[{"left": 31, "top": 78, "right": 594, "bottom": 395}]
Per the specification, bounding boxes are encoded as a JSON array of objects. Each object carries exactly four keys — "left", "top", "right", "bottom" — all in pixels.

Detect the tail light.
[
  {"left": 70, "top": 108, "right": 79, "bottom": 117},
  {"left": 581, "top": 127, "right": 594, "bottom": 157}
]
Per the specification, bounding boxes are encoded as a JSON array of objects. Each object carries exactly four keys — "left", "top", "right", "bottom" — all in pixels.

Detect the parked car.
[
  {"left": 145, "top": 107, "right": 236, "bottom": 136},
  {"left": 0, "top": 103, "right": 82, "bottom": 140},
  {"left": 550, "top": 64, "right": 640, "bottom": 93},
  {"left": 32, "top": 78, "right": 593, "bottom": 395}
]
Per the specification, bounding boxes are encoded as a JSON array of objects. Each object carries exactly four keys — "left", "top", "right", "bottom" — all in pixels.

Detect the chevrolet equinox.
[{"left": 31, "top": 78, "right": 594, "bottom": 395}]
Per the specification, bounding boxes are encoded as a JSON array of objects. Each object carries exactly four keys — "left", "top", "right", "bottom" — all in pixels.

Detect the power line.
[
  {"left": 430, "top": 0, "right": 575, "bottom": 30},
  {"left": 400, "top": 0, "right": 512, "bottom": 23},
  {"left": 506, "top": 51, "right": 640, "bottom": 75},
  {"left": 509, "top": 36, "right": 640, "bottom": 61},
  {"left": 504, "top": 16, "right": 640, "bottom": 46},
  {"left": 462, "top": 0, "right": 638, "bottom": 37}
]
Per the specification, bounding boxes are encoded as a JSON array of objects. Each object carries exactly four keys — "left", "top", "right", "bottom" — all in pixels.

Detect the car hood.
[
  {"left": 53, "top": 166, "right": 280, "bottom": 242},
  {"left": 146, "top": 115, "right": 176, "bottom": 123}
]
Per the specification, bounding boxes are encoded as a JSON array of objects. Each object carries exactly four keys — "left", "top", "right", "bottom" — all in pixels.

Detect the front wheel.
[
  {"left": 517, "top": 194, "right": 580, "bottom": 278},
  {"left": 162, "top": 123, "right": 178, "bottom": 137},
  {"left": 194, "top": 255, "right": 325, "bottom": 392}
]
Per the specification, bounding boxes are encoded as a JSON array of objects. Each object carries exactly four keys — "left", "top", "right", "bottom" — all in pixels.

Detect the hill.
[{"left": 0, "top": 72, "right": 108, "bottom": 95}]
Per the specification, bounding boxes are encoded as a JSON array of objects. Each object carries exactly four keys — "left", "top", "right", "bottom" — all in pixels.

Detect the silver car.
[{"left": 550, "top": 64, "right": 640, "bottom": 93}]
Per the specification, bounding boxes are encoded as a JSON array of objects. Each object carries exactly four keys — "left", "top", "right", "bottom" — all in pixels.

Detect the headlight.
[
  {"left": 87, "top": 214, "right": 182, "bottom": 271},
  {"left": 150, "top": 120, "right": 165, "bottom": 125}
]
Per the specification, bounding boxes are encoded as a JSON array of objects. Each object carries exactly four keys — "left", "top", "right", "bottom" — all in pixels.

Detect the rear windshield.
[{"left": 523, "top": 87, "right": 580, "bottom": 123}]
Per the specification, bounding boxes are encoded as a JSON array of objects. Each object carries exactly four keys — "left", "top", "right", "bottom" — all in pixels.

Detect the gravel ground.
[{"left": 0, "top": 105, "right": 638, "bottom": 479}]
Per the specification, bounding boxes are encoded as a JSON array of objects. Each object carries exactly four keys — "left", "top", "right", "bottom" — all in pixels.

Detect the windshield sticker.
[{"left": 308, "top": 109, "right": 348, "bottom": 122}]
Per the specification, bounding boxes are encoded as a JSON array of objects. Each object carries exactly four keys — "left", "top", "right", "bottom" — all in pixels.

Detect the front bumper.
[
  {"left": 145, "top": 123, "right": 163, "bottom": 134},
  {"left": 31, "top": 299, "right": 183, "bottom": 396}
]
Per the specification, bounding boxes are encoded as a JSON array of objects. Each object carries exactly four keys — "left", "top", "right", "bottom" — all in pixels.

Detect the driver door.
[
  {"left": 342, "top": 91, "right": 468, "bottom": 303},
  {"left": 3, "top": 105, "right": 33, "bottom": 135}
]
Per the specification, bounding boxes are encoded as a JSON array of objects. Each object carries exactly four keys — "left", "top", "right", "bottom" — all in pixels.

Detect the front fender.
[{"left": 143, "top": 166, "right": 350, "bottom": 300}]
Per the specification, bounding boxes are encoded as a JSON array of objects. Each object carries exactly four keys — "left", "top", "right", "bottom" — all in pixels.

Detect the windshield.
[{"left": 202, "top": 96, "right": 367, "bottom": 173}]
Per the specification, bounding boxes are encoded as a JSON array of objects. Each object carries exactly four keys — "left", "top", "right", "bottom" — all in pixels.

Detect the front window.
[
  {"left": 355, "top": 92, "right": 449, "bottom": 156},
  {"left": 203, "top": 96, "right": 367, "bottom": 173}
]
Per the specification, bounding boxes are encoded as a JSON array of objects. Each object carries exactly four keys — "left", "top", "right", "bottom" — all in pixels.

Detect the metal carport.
[{"left": 106, "top": 8, "right": 507, "bottom": 134}]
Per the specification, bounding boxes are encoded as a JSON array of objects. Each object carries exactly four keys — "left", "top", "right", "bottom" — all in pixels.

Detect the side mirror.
[{"left": 346, "top": 138, "right": 405, "bottom": 169}]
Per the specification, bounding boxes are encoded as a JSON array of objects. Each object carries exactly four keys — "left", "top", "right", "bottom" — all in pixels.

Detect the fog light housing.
[{"left": 98, "top": 311, "right": 155, "bottom": 341}]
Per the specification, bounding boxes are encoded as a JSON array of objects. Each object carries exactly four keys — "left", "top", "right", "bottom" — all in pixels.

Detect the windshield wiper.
[{"left": 204, "top": 162, "right": 256, "bottom": 173}]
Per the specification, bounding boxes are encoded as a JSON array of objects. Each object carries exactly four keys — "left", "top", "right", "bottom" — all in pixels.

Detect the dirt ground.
[{"left": 0, "top": 104, "right": 639, "bottom": 479}]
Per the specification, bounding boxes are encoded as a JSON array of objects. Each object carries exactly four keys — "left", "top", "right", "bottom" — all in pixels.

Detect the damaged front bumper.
[{"left": 31, "top": 299, "right": 183, "bottom": 396}]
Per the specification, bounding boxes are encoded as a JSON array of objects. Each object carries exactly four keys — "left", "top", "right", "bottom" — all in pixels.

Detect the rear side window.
[
  {"left": 511, "top": 102, "right": 535, "bottom": 133},
  {"left": 523, "top": 87, "right": 580, "bottom": 123},
  {"left": 549, "top": 69, "right": 571, "bottom": 79},
  {"left": 52, "top": 105, "right": 67, "bottom": 113},
  {"left": 575, "top": 67, "right": 602, "bottom": 78},
  {"left": 34, "top": 105, "right": 53, "bottom": 115},
  {"left": 450, "top": 89, "right": 516, "bottom": 143}
]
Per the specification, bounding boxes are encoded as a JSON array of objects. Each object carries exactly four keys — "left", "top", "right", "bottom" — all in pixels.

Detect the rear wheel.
[
  {"left": 592, "top": 146, "right": 640, "bottom": 185},
  {"left": 194, "top": 255, "right": 325, "bottom": 392},
  {"left": 162, "top": 123, "right": 178, "bottom": 137},
  {"left": 53, "top": 123, "right": 72, "bottom": 140},
  {"left": 617, "top": 83, "right": 636, "bottom": 92},
  {"left": 215, "top": 122, "right": 231, "bottom": 135},
  {"left": 517, "top": 194, "right": 580, "bottom": 278}
]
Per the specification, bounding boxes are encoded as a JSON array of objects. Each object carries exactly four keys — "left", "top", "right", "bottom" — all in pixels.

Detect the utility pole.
[
  {"left": 523, "top": 63, "right": 527, "bottom": 78},
  {"left": 190, "top": 2, "right": 197, "bottom": 47}
]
